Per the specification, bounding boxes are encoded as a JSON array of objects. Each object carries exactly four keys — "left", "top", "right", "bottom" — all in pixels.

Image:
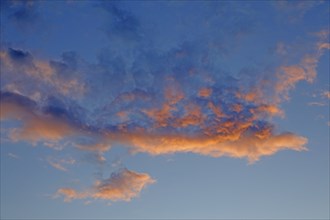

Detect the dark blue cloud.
[
  {"left": 7, "top": 48, "right": 33, "bottom": 64},
  {"left": 0, "top": 90, "right": 37, "bottom": 110},
  {"left": 1, "top": 0, "right": 40, "bottom": 29},
  {"left": 97, "top": 1, "right": 141, "bottom": 41}
]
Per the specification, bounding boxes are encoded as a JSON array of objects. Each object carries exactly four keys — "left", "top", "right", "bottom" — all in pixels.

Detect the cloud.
[
  {"left": 273, "top": 0, "right": 323, "bottom": 22},
  {"left": 198, "top": 88, "right": 212, "bottom": 98},
  {"left": 48, "top": 157, "right": 76, "bottom": 172},
  {"left": 271, "top": 31, "right": 330, "bottom": 103},
  {"left": 48, "top": 160, "right": 68, "bottom": 172},
  {"left": 323, "top": 91, "right": 330, "bottom": 99},
  {"left": 1, "top": 24, "right": 323, "bottom": 167},
  {"left": 1, "top": 89, "right": 307, "bottom": 163},
  {"left": 274, "top": 49, "right": 327, "bottom": 102},
  {"left": 56, "top": 169, "right": 155, "bottom": 202},
  {"left": 0, "top": 48, "right": 86, "bottom": 99},
  {"left": 1, "top": 94, "right": 75, "bottom": 143},
  {"left": 56, "top": 188, "right": 88, "bottom": 202},
  {"left": 97, "top": 1, "right": 141, "bottom": 41},
  {"left": 106, "top": 131, "right": 307, "bottom": 163},
  {"left": 0, "top": 91, "right": 89, "bottom": 146},
  {"left": 275, "top": 42, "right": 289, "bottom": 55},
  {"left": 308, "top": 102, "right": 326, "bottom": 107},
  {"left": 318, "top": 43, "right": 330, "bottom": 50},
  {"left": 1, "top": 0, "right": 40, "bottom": 30},
  {"left": 307, "top": 90, "right": 330, "bottom": 107},
  {"left": 8, "top": 153, "right": 19, "bottom": 159},
  {"left": 1, "top": 1, "right": 328, "bottom": 205}
]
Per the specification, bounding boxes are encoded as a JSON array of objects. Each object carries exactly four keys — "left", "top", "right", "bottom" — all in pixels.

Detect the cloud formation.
[
  {"left": 0, "top": 86, "right": 308, "bottom": 163},
  {"left": 1, "top": 1, "right": 329, "bottom": 205},
  {"left": 2, "top": 26, "right": 326, "bottom": 162},
  {"left": 57, "top": 169, "right": 155, "bottom": 202}
]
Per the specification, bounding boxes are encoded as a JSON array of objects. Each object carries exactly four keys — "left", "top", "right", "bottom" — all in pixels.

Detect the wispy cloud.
[
  {"left": 47, "top": 157, "right": 76, "bottom": 172},
  {"left": 8, "top": 152, "right": 19, "bottom": 159},
  {"left": 273, "top": 0, "right": 324, "bottom": 23},
  {"left": 308, "top": 102, "right": 326, "bottom": 107}
]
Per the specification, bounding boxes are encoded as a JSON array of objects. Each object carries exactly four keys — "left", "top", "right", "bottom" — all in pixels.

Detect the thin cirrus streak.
[{"left": 0, "top": 1, "right": 329, "bottom": 203}]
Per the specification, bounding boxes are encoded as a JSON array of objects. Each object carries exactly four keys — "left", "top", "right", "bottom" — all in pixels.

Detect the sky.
[{"left": 0, "top": 0, "right": 329, "bottom": 219}]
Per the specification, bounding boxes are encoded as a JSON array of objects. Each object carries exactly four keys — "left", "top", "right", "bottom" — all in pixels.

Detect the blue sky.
[{"left": 0, "top": 0, "right": 329, "bottom": 219}]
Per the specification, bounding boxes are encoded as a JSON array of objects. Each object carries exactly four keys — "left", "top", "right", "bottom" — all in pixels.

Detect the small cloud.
[
  {"left": 98, "top": 2, "right": 141, "bottom": 41},
  {"left": 273, "top": 0, "right": 323, "bottom": 23},
  {"left": 198, "top": 87, "right": 212, "bottom": 98},
  {"left": 84, "top": 200, "right": 92, "bottom": 205},
  {"left": 274, "top": 41, "right": 328, "bottom": 102},
  {"left": 275, "top": 42, "right": 288, "bottom": 55},
  {"left": 82, "top": 152, "right": 107, "bottom": 164},
  {"left": 48, "top": 160, "right": 68, "bottom": 172},
  {"left": 56, "top": 169, "right": 155, "bottom": 202},
  {"left": 323, "top": 91, "right": 330, "bottom": 99},
  {"left": 318, "top": 43, "right": 330, "bottom": 50},
  {"left": 314, "top": 29, "right": 330, "bottom": 40},
  {"left": 75, "top": 142, "right": 111, "bottom": 153},
  {"left": 308, "top": 102, "right": 326, "bottom": 107},
  {"left": 4, "top": 0, "right": 40, "bottom": 30},
  {"left": 111, "top": 158, "right": 123, "bottom": 168},
  {"left": 48, "top": 157, "right": 76, "bottom": 172},
  {"left": 8, "top": 152, "right": 19, "bottom": 159}
]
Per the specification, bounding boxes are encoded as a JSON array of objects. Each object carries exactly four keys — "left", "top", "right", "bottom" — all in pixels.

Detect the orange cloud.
[
  {"left": 323, "top": 91, "right": 330, "bottom": 99},
  {"left": 318, "top": 43, "right": 330, "bottom": 50},
  {"left": 230, "top": 103, "right": 243, "bottom": 113},
  {"left": 239, "top": 33, "right": 328, "bottom": 107},
  {"left": 57, "top": 169, "right": 155, "bottom": 202},
  {"left": 143, "top": 103, "right": 174, "bottom": 127},
  {"left": 0, "top": 94, "right": 81, "bottom": 145},
  {"left": 251, "top": 104, "right": 284, "bottom": 117},
  {"left": 0, "top": 49, "right": 85, "bottom": 97},
  {"left": 174, "top": 102, "right": 205, "bottom": 127},
  {"left": 57, "top": 188, "right": 88, "bottom": 202},
  {"left": 105, "top": 128, "right": 307, "bottom": 163},
  {"left": 208, "top": 101, "right": 227, "bottom": 118},
  {"left": 273, "top": 29, "right": 329, "bottom": 101},
  {"left": 0, "top": 91, "right": 308, "bottom": 163},
  {"left": 164, "top": 78, "right": 185, "bottom": 105},
  {"left": 75, "top": 142, "right": 111, "bottom": 153},
  {"left": 9, "top": 115, "right": 77, "bottom": 143},
  {"left": 275, "top": 51, "right": 322, "bottom": 102},
  {"left": 198, "top": 87, "right": 212, "bottom": 98}
]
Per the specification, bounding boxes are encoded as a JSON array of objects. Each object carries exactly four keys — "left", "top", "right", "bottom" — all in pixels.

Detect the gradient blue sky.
[{"left": 0, "top": 0, "right": 329, "bottom": 219}]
